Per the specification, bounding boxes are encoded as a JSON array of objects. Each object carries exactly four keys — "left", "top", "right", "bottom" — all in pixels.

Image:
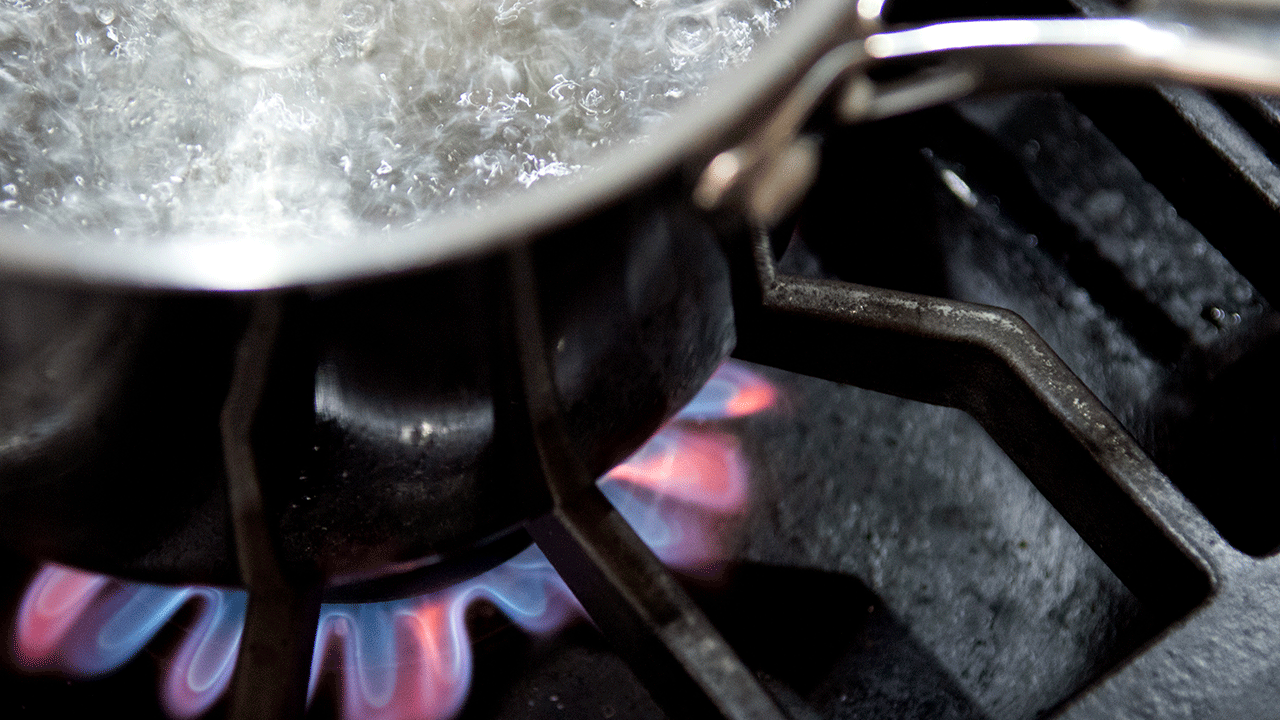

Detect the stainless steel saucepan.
[{"left": 0, "top": 0, "right": 1276, "bottom": 598}]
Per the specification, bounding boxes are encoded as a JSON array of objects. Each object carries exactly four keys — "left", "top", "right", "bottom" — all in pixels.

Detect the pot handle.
[{"left": 695, "top": 6, "right": 1280, "bottom": 226}]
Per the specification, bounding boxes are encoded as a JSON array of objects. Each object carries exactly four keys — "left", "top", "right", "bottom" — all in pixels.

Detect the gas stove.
[{"left": 4, "top": 3, "right": 1280, "bottom": 720}]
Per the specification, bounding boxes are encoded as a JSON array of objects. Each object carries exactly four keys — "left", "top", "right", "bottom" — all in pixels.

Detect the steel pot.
[{"left": 1, "top": 0, "right": 1280, "bottom": 599}]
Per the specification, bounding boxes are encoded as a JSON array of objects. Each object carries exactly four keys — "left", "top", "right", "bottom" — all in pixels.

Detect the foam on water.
[{"left": 0, "top": 0, "right": 788, "bottom": 243}]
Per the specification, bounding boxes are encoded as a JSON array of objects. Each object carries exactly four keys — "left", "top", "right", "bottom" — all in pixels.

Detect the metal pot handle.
[{"left": 696, "top": 4, "right": 1280, "bottom": 226}]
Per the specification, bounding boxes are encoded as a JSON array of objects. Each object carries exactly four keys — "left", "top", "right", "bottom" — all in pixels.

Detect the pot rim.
[{"left": 0, "top": 0, "right": 854, "bottom": 292}]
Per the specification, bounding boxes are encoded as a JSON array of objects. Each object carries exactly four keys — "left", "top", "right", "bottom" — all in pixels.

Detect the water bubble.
[
  {"left": 577, "top": 81, "right": 617, "bottom": 116},
  {"left": 666, "top": 12, "right": 716, "bottom": 55},
  {"left": 343, "top": 1, "right": 377, "bottom": 28}
]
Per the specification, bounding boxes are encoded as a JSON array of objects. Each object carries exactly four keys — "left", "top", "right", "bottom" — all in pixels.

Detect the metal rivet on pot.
[
  {"left": 693, "top": 148, "right": 747, "bottom": 211},
  {"left": 748, "top": 135, "right": 821, "bottom": 228}
]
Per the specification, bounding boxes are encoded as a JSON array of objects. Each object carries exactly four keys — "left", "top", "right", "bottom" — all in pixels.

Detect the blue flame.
[
  {"left": 165, "top": 589, "right": 247, "bottom": 717},
  {"left": 12, "top": 361, "right": 775, "bottom": 720}
]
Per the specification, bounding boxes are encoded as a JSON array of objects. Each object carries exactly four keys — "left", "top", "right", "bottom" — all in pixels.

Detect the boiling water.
[{"left": 0, "top": 0, "right": 787, "bottom": 243}]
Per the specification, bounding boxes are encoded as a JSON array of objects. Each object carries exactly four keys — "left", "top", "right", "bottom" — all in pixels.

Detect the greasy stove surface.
[{"left": 2, "top": 92, "right": 1276, "bottom": 720}]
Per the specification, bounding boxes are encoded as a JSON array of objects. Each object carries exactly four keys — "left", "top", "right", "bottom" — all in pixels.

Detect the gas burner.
[{"left": 9, "top": 362, "right": 776, "bottom": 720}]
